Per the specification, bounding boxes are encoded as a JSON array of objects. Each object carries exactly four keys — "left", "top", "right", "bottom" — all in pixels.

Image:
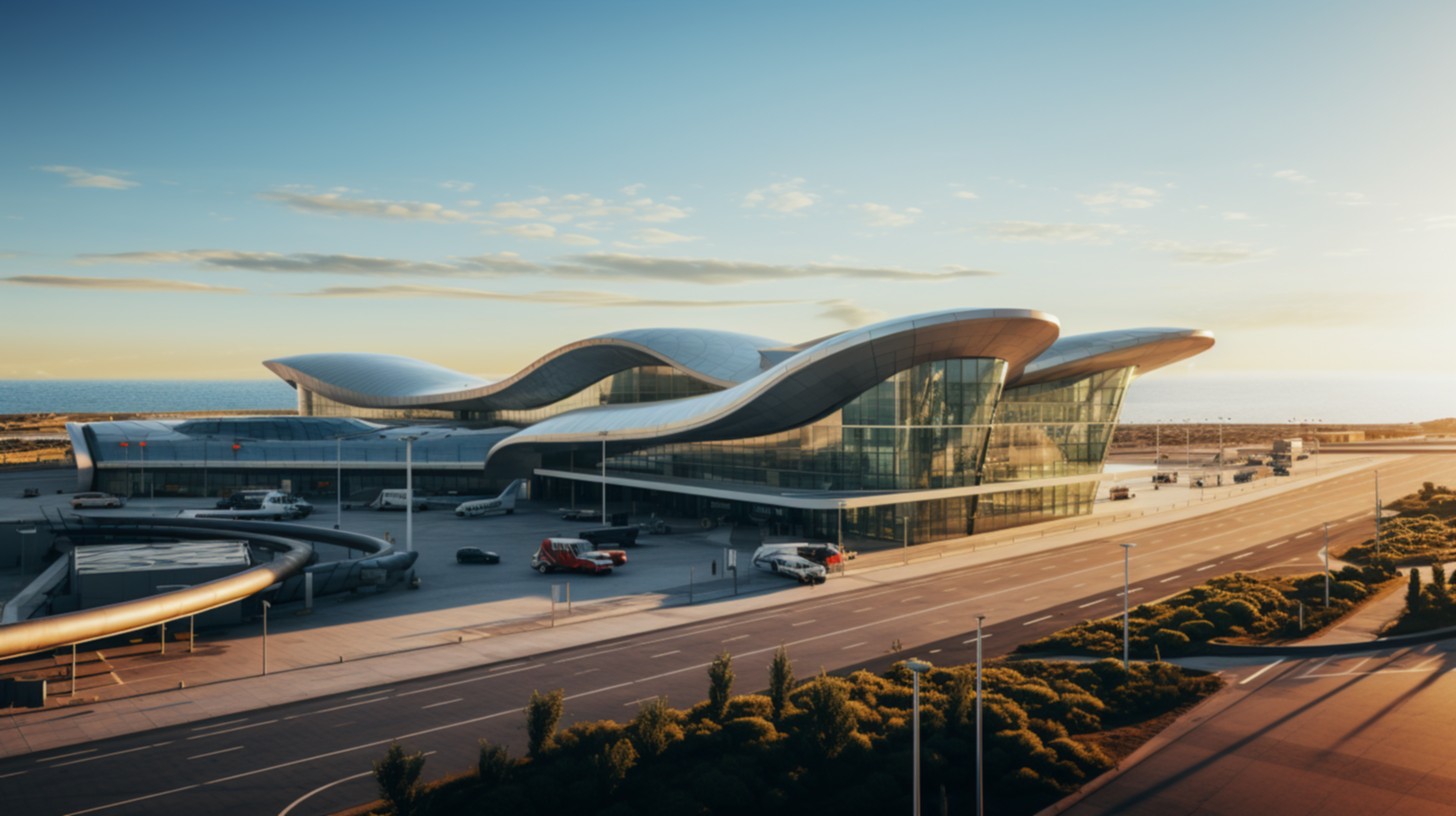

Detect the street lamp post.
[
  {"left": 1121, "top": 542, "right": 1137, "bottom": 671},
  {"left": 400, "top": 435, "right": 419, "bottom": 553},
  {"left": 975, "top": 614, "right": 986, "bottom": 816},
  {"left": 1184, "top": 420, "right": 1191, "bottom": 470},
  {"left": 260, "top": 599, "right": 271, "bottom": 676},
  {"left": 902, "top": 515, "right": 909, "bottom": 565},
  {"left": 599, "top": 432, "right": 608, "bottom": 524},
  {"left": 17, "top": 526, "right": 36, "bottom": 577},
  {"left": 1375, "top": 470, "right": 1382, "bottom": 556},
  {"left": 838, "top": 501, "right": 845, "bottom": 551},
  {"left": 335, "top": 436, "right": 343, "bottom": 530},
  {"left": 906, "top": 658, "right": 933, "bottom": 816},
  {"left": 1323, "top": 522, "right": 1331, "bottom": 606}
]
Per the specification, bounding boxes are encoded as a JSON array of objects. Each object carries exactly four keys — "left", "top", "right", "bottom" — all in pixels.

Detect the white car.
[
  {"left": 71, "top": 492, "right": 123, "bottom": 509},
  {"left": 753, "top": 551, "right": 827, "bottom": 584}
]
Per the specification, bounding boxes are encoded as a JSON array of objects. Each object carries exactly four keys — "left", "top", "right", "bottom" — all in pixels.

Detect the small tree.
[
  {"left": 1408, "top": 568, "right": 1424, "bottom": 613},
  {"left": 373, "top": 742, "right": 426, "bottom": 816},
  {"left": 708, "top": 651, "right": 734, "bottom": 721},
  {"left": 525, "top": 688, "right": 565, "bottom": 757},
  {"left": 477, "top": 739, "right": 513, "bottom": 786},
  {"left": 1433, "top": 561, "right": 1447, "bottom": 592},
  {"left": 768, "top": 645, "right": 794, "bottom": 721},
  {"left": 797, "top": 673, "right": 857, "bottom": 759},
  {"left": 629, "top": 695, "right": 677, "bottom": 758},
  {"left": 598, "top": 737, "right": 638, "bottom": 791}
]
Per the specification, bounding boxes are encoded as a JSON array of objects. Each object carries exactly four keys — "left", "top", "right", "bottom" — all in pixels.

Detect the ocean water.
[{"left": 0, "top": 374, "right": 1451, "bottom": 423}]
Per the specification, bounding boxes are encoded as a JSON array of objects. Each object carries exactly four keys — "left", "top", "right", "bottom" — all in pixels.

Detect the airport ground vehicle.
[
  {"left": 530, "top": 537, "right": 625, "bottom": 574},
  {"left": 752, "top": 542, "right": 850, "bottom": 569},
  {"left": 751, "top": 549, "right": 827, "bottom": 584},
  {"left": 189, "top": 491, "right": 311, "bottom": 520},
  {"left": 638, "top": 517, "right": 673, "bottom": 535},
  {"left": 71, "top": 492, "right": 123, "bottom": 509},
  {"left": 579, "top": 526, "right": 640, "bottom": 547},
  {"left": 453, "top": 479, "right": 525, "bottom": 517},
  {"left": 559, "top": 508, "right": 601, "bottom": 522},
  {"left": 455, "top": 547, "right": 501, "bottom": 564},
  {"left": 371, "top": 489, "right": 429, "bottom": 511},
  {"left": 1109, "top": 486, "right": 1133, "bottom": 500}
]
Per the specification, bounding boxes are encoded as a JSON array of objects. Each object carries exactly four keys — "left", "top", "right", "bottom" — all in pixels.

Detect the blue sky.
[{"left": 2, "top": 0, "right": 1453, "bottom": 383}]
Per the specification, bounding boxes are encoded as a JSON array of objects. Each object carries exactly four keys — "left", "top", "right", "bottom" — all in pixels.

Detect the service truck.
[{"left": 530, "top": 537, "right": 626, "bottom": 575}]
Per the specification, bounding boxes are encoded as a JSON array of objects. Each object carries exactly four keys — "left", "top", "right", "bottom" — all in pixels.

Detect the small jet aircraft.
[{"left": 454, "top": 479, "right": 525, "bottom": 518}]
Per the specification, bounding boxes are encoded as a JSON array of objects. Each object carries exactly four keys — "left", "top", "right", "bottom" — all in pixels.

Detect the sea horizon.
[{"left": 2, "top": 373, "right": 1451, "bottom": 425}]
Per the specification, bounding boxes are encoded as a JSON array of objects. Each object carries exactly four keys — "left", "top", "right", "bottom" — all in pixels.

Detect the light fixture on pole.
[
  {"left": 906, "top": 657, "right": 933, "bottom": 816},
  {"left": 1121, "top": 542, "right": 1137, "bottom": 671},
  {"left": 400, "top": 435, "right": 419, "bottom": 553},
  {"left": 975, "top": 613, "right": 986, "bottom": 816}
]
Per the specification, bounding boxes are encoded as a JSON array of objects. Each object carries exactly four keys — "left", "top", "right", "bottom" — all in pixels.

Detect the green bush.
[
  {"left": 1178, "top": 619, "right": 1216, "bottom": 640},
  {"left": 1152, "top": 628, "right": 1191, "bottom": 653}
]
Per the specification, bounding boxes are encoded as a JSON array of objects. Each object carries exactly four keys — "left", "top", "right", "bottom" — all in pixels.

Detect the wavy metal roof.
[
  {"left": 263, "top": 327, "right": 785, "bottom": 412},
  {"left": 485, "top": 308, "right": 1062, "bottom": 465},
  {"left": 1013, "top": 328, "right": 1216, "bottom": 388}
]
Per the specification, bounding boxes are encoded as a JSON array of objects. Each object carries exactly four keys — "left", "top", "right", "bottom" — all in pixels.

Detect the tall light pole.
[
  {"left": 1323, "top": 523, "right": 1331, "bottom": 606},
  {"left": 975, "top": 614, "right": 986, "bottom": 816},
  {"left": 902, "top": 515, "right": 909, "bottom": 565},
  {"left": 335, "top": 435, "right": 344, "bottom": 530},
  {"left": 1375, "top": 470, "right": 1382, "bottom": 556},
  {"left": 401, "top": 435, "right": 418, "bottom": 553},
  {"left": 906, "top": 658, "right": 933, "bottom": 816},
  {"left": 260, "top": 599, "right": 271, "bottom": 676},
  {"left": 139, "top": 439, "right": 150, "bottom": 505},
  {"left": 599, "top": 431, "right": 608, "bottom": 523},
  {"left": 1121, "top": 542, "right": 1137, "bottom": 671},
  {"left": 1154, "top": 421, "right": 1160, "bottom": 472},
  {"left": 1183, "top": 420, "right": 1191, "bottom": 470},
  {"left": 837, "top": 500, "right": 845, "bottom": 551}
]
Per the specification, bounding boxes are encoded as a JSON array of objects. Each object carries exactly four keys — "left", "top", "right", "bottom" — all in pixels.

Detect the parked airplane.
[{"left": 454, "top": 479, "right": 525, "bottom": 518}]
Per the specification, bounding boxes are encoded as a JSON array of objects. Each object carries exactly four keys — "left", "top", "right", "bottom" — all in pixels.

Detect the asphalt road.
[{"left": 4, "top": 453, "right": 1454, "bottom": 816}]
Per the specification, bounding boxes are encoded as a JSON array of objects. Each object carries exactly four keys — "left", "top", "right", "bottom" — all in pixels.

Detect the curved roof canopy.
[{"left": 1013, "top": 328, "right": 1216, "bottom": 388}]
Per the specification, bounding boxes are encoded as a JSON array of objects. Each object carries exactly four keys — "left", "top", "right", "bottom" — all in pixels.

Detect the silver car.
[{"left": 71, "top": 492, "right": 123, "bottom": 509}]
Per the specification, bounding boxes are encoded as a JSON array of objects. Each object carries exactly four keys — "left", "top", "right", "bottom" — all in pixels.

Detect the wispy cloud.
[
  {"left": 1078, "top": 183, "right": 1160, "bottom": 213},
  {"left": 634, "top": 228, "right": 701, "bottom": 245},
  {"left": 505, "top": 223, "right": 557, "bottom": 240},
  {"left": 78, "top": 248, "right": 992, "bottom": 284},
  {"left": 985, "top": 221, "right": 1127, "bottom": 244},
  {"left": 293, "top": 283, "right": 797, "bottom": 309},
  {"left": 1222, "top": 211, "right": 1251, "bottom": 221},
  {"left": 852, "top": 202, "right": 922, "bottom": 228},
  {"left": 2, "top": 275, "right": 243, "bottom": 293},
  {"left": 951, "top": 189, "right": 979, "bottom": 201},
  {"left": 439, "top": 180, "right": 475, "bottom": 192},
  {"left": 39, "top": 165, "right": 138, "bottom": 190},
  {"left": 1272, "top": 169, "right": 1313, "bottom": 184},
  {"left": 743, "top": 178, "right": 817, "bottom": 214},
  {"left": 621, "top": 183, "right": 646, "bottom": 196},
  {"left": 1327, "top": 191, "right": 1369, "bottom": 207},
  {"left": 816, "top": 298, "right": 883, "bottom": 327},
  {"left": 262, "top": 190, "right": 474, "bottom": 222},
  {"left": 1422, "top": 214, "right": 1456, "bottom": 231},
  {"left": 1143, "top": 239, "right": 1272, "bottom": 265}
]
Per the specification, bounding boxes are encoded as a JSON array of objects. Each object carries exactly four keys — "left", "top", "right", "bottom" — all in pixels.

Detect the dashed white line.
[
  {"left": 1023, "top": 596, "right": 1041, "bottom": 602},
  {"left": 1023, "top": 615, "right": 1053, "bottom": 626},
  {"left": 62, "top": 783, "right": 201, "bottom": 815},
  {"left": 0, "top": 770, "right": 28, "bottom": 779},
  {"left": 1159, "top": 575, "right": 1182, "bottom": 583},
  {"left": 38, "top": 748, "right": 98, "bottom": 763},
  {"left": 842, "top": 641, "right": 868, "bottom": 650},
  {"left": 651, "top": 650, "right": 681, "bottom": 658},
  {"left": 348, "top": 689, "right": 392, "bottom": 700},
  {"left": 852, "top": 607, "right": 874, "bottom": 613},
  {"left": 282, "top": 696, "right": 390, "bottom": 720},
  {"left": 573, "top": 668, "right": 599, "bottom": 676},
  {"left": 1233, "top": 552, "right": 1252, "bottom": 560},
  {"left": 1267, "top": 541, "right": 1286, "bottom": 549},
  {"left": 899, "top": 596, "right": 922, "bottom": 603},
  {"left": 721, "top": 634, "right": 749, "bottom": 643},
  {"left": 52, "top": 744, "right": 162, "bottom": 768},
  {"left": 1072, "top": 582, "right": 1087, "bottom": 589},
  {"left": 421, "top": 698, "right": 463, "bottom": 710},
  {"left": 1295, "top": 532, "right": 1313, "bottom": 539},
  {"left": 791, "top": 619, "right": 817, "bottom": 627},
  {"left": 394, "top": 663, "right": 541, "bottom": 697},
  {"left": 1078, "top": 598, "right": 1108, "bottom": 608},
  {"left": 187, "top": 746, "right": 244, "bottom": 761},
  {"left": 625, "top": 695, "right": 661, "bottom": 707},
  {"left": 190, "top": 719, "right": 248, "bottom": 733},
  {"left": 962, "top": 633, "right": 995, "bottom": 644},
  {"left": 1196, "top": 564, "right": 1218, "bottom": 571}
]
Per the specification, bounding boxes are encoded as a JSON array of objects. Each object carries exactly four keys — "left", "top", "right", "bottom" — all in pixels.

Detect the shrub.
[
  {"left": 476, "top": 740, "right": 513, "bottom": 786},
  {"left": 373, "top": 743, "right": 426, "bottom": 816},
  {"left": 1178, "top": 619, "right": 1216, "bottom": 640},
  {"left": 525, "top": 688, "right": 565, "bottom": 756},
  {"left": 629, "top": 696, "right": 681, "bottom": 758},
  {"left": 724, "top": 694, "right": 774, "bottom": 721},
  {"left": 707, "top": 651, "right": 734, "bottom": 722},
  {"left": 768, "top": 645, "right": 794, "bottom": 721},
  {"left": 1152, "top": 628, "right": 1191, "bottom": 653},
  {"left": 791, "top": 674, "right": 859, "bottom": 759}
]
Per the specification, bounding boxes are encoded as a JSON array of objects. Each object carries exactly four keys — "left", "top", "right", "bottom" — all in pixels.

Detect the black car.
[{"left": 456, "top": 547, "right": 501, "bottom": 564}]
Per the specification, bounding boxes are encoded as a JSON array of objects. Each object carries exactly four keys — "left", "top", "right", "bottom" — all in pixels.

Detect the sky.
[{"left": 2, "top": 0, "right": 1454, "bottom": 387}]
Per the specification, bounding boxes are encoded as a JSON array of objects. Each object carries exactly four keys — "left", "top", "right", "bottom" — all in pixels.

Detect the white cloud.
[
  {"left": 621, "top": 183, "right": 646, "bottom": 196},
  {"left": 1423, "top": 214, "right": 1456, "bottom": 231},
  {"left": 1327, "top": 191, "right": 1369, "bottom": 206},
  {"left": 39, "top": 165, "right": 138, "bottom": 190},
  {"left": 633, "top": 200, "right": 689, "bottom": 223},
  {"left": 294, "top": 283, "right": 799, "bottom": 310},
  {"left": 440, "top": 180, "right": 475, "bottom": 192},
  {"left": 853, "top": 202, "right": 922, "bottom": 228},
  {"left": 816, "top": 299, "right": 883, "bottom": 327},
  {"left": 505, "top": 223, "right": 557, "bottom": 240},
  {"left": 2, "top": 275, "right": 243, "bottom": 293},
  {"left": 262, "top": 190, "right": 473, "bottom": 222},
  {"left": 1273, "top": 169, "right": 1313, "bottom": 184},
  {"left": 1143, "top": 239, "right": 1273, "bottom": 265},
  {"left": 951, "top": 190, "right": 979, "bottom": 200},
  {"left": 488, "top": 200, "right": 544, "bottom": 219},
  {"left": 551, "top": 253, "right": 996, "bottom": 284},
  {"left": 77, "top": 248, "right": 535, "bottom": 277},
  {"left": 1078, "top": 183, "right": 1160, "bottom": 212},
  {"left": 985, "top": 221, "right": 1127, "bottom": 244},
  {"left": 743, "top": 178, "right": 817, "bottom": 214},
  {"left": 558, "top": 233, "right": 602, "bottom": 246},
  {"left": 1222, "top": 211, "right": 1251, "bottom": 221},
  {"left": 634, "top": 228, "right": 701, "bottom": 245}
]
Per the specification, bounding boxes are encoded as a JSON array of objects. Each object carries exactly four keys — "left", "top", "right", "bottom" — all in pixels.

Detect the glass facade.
[
  {"left": 599, "top": 358, "right": 1007, "bottom": 492},
  {"left": 980, "top": 367, "right": 1133, "bottom": 484}
]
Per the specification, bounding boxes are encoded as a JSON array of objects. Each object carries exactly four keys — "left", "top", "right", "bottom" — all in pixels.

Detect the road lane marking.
[
  {"left": 277, "top": 769, "right": 373, "bottom": 816},
  {"left": 1233, "top": 552, "right": 1252, "bottom": 559},
  {"left": 52, "top": 743, "right": 162, "bottom": 768},
  {"left": 1072, "top": 582, "right": 1087, "bottom": 589},
  {"left": 651, "top": 650, "right": 681, "bottom": 658},
  {"left": 421, "top": 698, "right": 463, "bottom": 710},
  {"left": 853, "top": 607, "right": 874, "bottom": 613},
  {"left": 190, "top": 719, "right": 248, "bottom": 732},
  {"left": 900, "top": 596, "right": 922, "bottom": 603},
  {"left": 929, "top": 648, "right": 942, "bottom": 654},
  {"left": 842, "top": 641, "right": 867, "bottom": 650},
  {"left": 1240, "top": 658, "right": 1286, "bottom": 685},
  {"left": 1041, "top": 566, "right": 1056, "bottom": 571},
  {"left": 395, "top": 663, "right": 542, "bottom": 697},
  {"left": 962, "top": 634, "right": 995, "bottom": 644},
  {"left": 62, "top": 783, "right": 201, "bottom": 816},
  {"left": 1159, "top": 575, "right": 1182, "bottom": 583},
  {"left": 347, "top": 689, "right": 392, "bottom": 700},
  {"left": 282, "top": 696, "right": 390, "bottom": 720},
  {"left": 791, "top": 619, "right": 817, "bottom": 626},
  {"left": 942, "top": 587, "right": 959, "bottom": 593},
  {"left": 187, "top": 746, "right": 243, "bottom": 761},
  {"left": 721, "top": 634, "right": 748, "bottom": 643},
  {"left": 188, "top": 719, "right": 280, "bottom": 737},
  {"left": 0, "top": 770, "right": 28, "bottom": 779},
  {"left": 1023, "top": 596, "right": 1041, "bottom": 602},
  {"left": 1078, "top": 599, "right": 1107, "bottom": 608},
  {"left": 1023, "top": 615, "right": 1053, "bottom": 625},
  {"left": 625, "top": 695, "right": 662, "bottom": 707},
  {"left": 1295, "top": 532, "right": 1312, "bottom": 539},
  {"left": 38, "top": 748, "right": 98, "bottom": 762},
  {"left": 1267, "top": 541, "right": 1287, "bottom": 548},
  {"left": 1196, "top": 564, "right": 1218, "bottom": 571},
  {"left": 574, "top": 668, "right": 598, "bottom": 676}
]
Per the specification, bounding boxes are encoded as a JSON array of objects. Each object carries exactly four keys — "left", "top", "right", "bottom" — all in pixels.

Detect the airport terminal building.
[{"left": 67, "top": 309, "right": 1212, "bottom": 546}]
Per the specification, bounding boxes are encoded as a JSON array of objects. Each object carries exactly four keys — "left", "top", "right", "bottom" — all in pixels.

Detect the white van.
[{"left": 370, "top": 489, "right": 428, "bottom": 511}]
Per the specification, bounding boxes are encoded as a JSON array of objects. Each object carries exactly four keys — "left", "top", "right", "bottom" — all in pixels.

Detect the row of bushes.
[
  {"left": 1342, "top": 483, "right": 1456, "bottom": 565},
  {"left": 1018, "top": 564, "right": 1397, "bottom": 659},
  {"left": 364, "top": 650, "right": 1221, "bottom": 816},
  {"left": 1383, "top": 561, "right": 1456, "bottom": 636}
]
